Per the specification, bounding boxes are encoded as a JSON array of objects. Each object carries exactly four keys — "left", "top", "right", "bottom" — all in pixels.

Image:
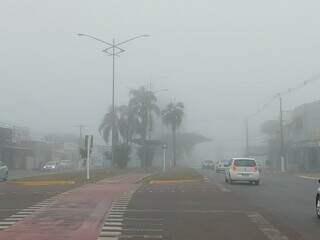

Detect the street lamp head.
[{"left": 77, "top": 33, "right": 85, "bottom": 36}]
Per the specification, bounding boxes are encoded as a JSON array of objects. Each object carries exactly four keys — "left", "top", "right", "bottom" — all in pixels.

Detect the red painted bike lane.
[{"left": 0, "top": 173, "right": 147, "bottom": 240}]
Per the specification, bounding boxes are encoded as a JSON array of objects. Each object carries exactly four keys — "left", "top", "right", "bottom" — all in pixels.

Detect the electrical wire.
[{"left": 248, "top": 72, "right": 320, "bottom": 119}]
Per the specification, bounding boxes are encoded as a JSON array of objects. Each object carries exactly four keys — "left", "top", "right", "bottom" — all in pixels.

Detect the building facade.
[{"left": 286, "top": 100, "right": 320, "bottom": 171}]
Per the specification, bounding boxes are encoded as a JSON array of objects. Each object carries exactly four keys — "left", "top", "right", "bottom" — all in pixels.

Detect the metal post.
[
  {"left": 279, "top": 95, "right": 285, "bottom": 172},
  {"left": 245, "top": 118, "right": 249, "bottom": 157},
  {"left": 162, "top": 144, "right": 167, "bottom": 172},
  {"left": 75, "top": 125, "right": 86, "bottom": 169},
  {"left": 147, "top": 80, "right": 152, "bottom": 140},
  {"left": 111, "top": 39, "right": 116, "bottom": 167},
  {"left": 86, "top": 136, "right": 91, "bottom": 180}
]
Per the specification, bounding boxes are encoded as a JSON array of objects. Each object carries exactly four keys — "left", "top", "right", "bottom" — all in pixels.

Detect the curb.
[
  {"left": 298, "top": 175, "right": 319, "bottom": 181},
  {"left": 10, "top": 180, "right": 76, "bottom": 186},
  {"left": 149, "top": 179, "right": 203, "bottom": 184},
  {"left": 135, "top": 173, "right": 153, "bottom": 184}
]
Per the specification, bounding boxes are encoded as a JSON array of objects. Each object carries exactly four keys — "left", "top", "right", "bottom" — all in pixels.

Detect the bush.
[
  {"left": 114, "top": 143, "right": 131, "bottom": 168},
  {"left": 138, "top": 144, "right": 156, "bottom": 168}
]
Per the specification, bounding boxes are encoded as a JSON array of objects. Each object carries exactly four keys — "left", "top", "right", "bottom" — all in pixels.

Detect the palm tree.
[
  {"left": 162, "top": 102, "right": 184, "bottom": 167},
  {"left": 129, "top": 86, "right": 160, "bottom": 167},
  {"left": 99, "top": 106, "right": 119, "bottom": 145},
  {"left": 99, "top": 105, "right": 134, "bottom": 167},
  {"left": 129, "top": 86, "right": 160, "bottom": 138}
]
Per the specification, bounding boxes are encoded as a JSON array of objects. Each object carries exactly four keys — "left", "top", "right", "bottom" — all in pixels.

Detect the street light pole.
[
  {"left": 279, "top": 95, "right": 285, "bottom": 172},
  {"left": 111, "top": 38, "right": 116, "bottom": 167},
  {"left": 74, "top": 125, "right": 86, "bottom": 169},
  {"left": 78, "top": 33, "right": 150, "bottom": 167},
  {"left": 245, "top": 118, "right": 249, "bottom": 157}
]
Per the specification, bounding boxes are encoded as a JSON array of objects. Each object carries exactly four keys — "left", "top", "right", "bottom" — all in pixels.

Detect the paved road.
[
  {"left": 203, "top": 170, "right": 320, "bottom": 240},
  {"left": 0, "top": 174, "right": 147, "bottom": 240},
  {"left": 0, "top": 180, "right": 79, "bottom": 221},
  {"left": 1, "top": 170, "right": 319, "bottom": 239},
  {"left": 98, "top": 171, "right": 319, "bottom": 240}
]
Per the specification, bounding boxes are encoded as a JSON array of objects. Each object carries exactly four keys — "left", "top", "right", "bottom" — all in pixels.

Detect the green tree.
[
  {"left": 162, "top": 102, "right": 184, "bottom": 167},
  {"left": 99, "top": 105, "right": 134, "bottom": 168},
  {"left": 129, "top": 86, "right": 160, "bottom": 167}
]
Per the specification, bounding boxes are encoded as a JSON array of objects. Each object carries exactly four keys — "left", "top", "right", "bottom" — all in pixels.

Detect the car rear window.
[{"left": 234, "top": 159, "right": 256, "bottom": 167}]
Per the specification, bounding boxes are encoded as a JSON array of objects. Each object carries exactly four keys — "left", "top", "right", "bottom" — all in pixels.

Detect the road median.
[
  {"left": 8, "top": 168, "right": 131, "bottom": 186},
  {"left": 144, "top": 167, "right": 203, "bottom": 184}
]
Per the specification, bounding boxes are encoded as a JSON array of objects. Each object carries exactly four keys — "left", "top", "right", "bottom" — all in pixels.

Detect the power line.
[{"left": 249, "top": 72, "right": 320, "bottom": 119}]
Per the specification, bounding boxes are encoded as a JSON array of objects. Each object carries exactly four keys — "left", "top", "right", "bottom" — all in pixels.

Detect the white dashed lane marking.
[
  {"left": 299, "top": 175, "right": 319, "bottom": 180},
  {"left": 98, "top": 190, "right": 166, "bottom": 240},
  {"left": 0, "top": 195, "right": 58, "bottom": 231},
  {"left": 104, "top": 222, "right": 124, "bottom": 226},
  {"left": 247, "top": 212, "right": 288, "bottom": 240}
]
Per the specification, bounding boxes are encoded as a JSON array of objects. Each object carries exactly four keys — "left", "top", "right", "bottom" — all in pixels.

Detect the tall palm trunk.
[{"left": 172, "top": 126, "right": 177, "bottom": 167}]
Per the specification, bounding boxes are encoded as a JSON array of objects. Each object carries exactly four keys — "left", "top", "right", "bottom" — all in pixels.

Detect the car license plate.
[{"left": 242, "top": 173, "right": 250, "bottom": 176}]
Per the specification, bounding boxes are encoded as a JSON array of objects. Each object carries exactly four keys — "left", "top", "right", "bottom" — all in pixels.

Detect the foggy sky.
[{"left": 1, "top": 0, "right": 320, "bottom": 152}]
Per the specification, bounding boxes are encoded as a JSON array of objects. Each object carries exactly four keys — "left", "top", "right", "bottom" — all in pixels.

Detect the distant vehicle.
[
  {"left": 41, "top": 161, "right": 62, "bottom": 171},
  {"left": 202, "top": 160, "right": 215, "bottom": 170},
  {"left": 225, "top": 158, "right": 261, "bottom": 185},
  {"left": 0, "top": 161, "right": 8, "bottom": 181},
  {"left": 216, "top": 159, "right": 231, "bottom": 173},
  {"left": 316, "top": 179, "right": 320, "bottom": 219},
  {"left": 256, "top": 160, "right": 263, "bottom": 173},
  {"left": 59, "top": 160, "right": 74, "bottom": 169}
]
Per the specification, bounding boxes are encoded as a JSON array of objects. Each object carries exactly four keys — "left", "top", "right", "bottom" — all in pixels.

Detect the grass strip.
[
  {"left": 9, "top": 168, "right": 130, "bottom": 185},
  {"left": 143, "top": 167, "right": 203, "bottom": 184}
]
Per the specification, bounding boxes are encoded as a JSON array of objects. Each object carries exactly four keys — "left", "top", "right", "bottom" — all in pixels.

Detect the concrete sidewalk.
[{"left": 0, "top": 173, "right": 147, "bottom": 240}]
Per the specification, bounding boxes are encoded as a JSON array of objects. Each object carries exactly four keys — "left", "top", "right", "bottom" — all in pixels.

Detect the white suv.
[{"left": 225, "top": 158, "right": 260, "bottom": 185}]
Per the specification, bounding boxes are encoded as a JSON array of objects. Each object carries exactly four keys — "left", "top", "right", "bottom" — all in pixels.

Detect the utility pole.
[
  {"left": 147, "top": 79, "right": 152, "bottom": 140},
  {"left": 279, "top": 95, "right": 285, "bottom": 172},
  {"left": 75, "top": 125, "right": 86, "bottom": 168},
  {"left": 77, "top": 33, "right": 150, "bottom": 168},
  {"left": 245, "top": 118, "right": 249, "bottom": 157}
]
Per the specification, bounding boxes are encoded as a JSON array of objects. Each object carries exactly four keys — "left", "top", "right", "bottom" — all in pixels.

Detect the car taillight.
[
  {"left": 253, "top": 166, "right": 257, "bottom": 172},
  {"left": 232, "top": 165, "right": 237, "bottom": 171}
]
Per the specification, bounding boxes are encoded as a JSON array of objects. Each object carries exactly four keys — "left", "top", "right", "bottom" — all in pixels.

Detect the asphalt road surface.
[
  {"left": 1, "top": 170, "right": 319, "bottom": 240},
  {"left": 0, "top": 181, "right": 79, "bottom": 221},
  {"left": 118, "top": 171, "right": 319, "bottom": 240},
  {"left": 203, "top": 170, "right": 320, "bottom": 240}
]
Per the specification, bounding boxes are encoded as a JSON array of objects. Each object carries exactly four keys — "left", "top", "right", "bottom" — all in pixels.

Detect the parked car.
[
  {"left": 202, "top": 160, "right": 215, "bottom": 170},
  {"left": 225, "top": 158, "right": 261, "bottom": 185},
  {"left": 41, "top": 161, "right": 62, "bottom": 171},
  {"left": 316, "top": 179, "right": 320, "bottom": 219},
  {"left": 0, "top": 161, "right": 8, "bottom": 181},
  {"left": 216, "top": 159, "right": 231, "bottom": 173}
]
